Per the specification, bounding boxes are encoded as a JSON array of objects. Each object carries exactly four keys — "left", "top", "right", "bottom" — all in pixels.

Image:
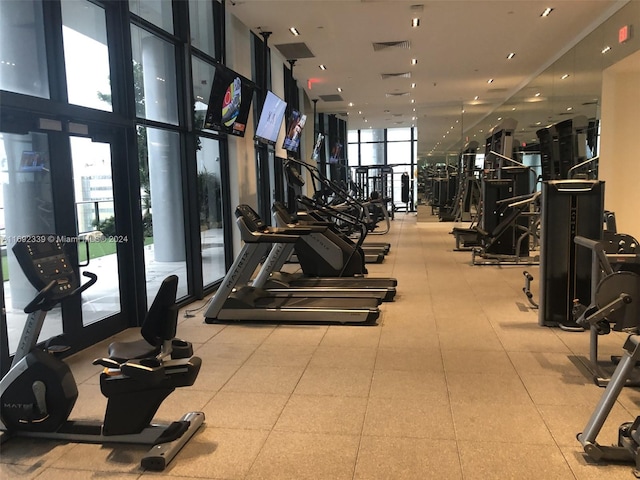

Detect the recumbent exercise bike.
[{"left": 0, "top": 237, "right": 204, "bottom": 470}]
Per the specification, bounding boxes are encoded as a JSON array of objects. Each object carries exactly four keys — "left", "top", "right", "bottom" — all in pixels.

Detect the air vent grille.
[
  {"left": 372, "top": 41, "right": 411, "bottom": 51},
  {"left": 274, "top": 42, "right": 315, "bottom": 60},
  {"left": 385, "top": 92, "right": 410, "bottom": 97},
  {"left": 319, "top": 94, "right": 344, "bottom": 102},
  {"left": 381, "top": 72, "right": 412, "bottom": 80}
]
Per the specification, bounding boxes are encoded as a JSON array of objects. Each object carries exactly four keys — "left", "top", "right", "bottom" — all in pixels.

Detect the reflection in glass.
[
  {"left": 360, "top": 143, "right": 384, "bottom": 166},
  {"left": 130, "top": 25, "right": 179, "bottom": 125},
  {"left": 0, "top": 132, "right": 59, "bottom": 353},
  {"left": 360, "top": 129, "right": 385, "bottom": 143},
  {"left": 387, "top": 128, "right": 412, "bottom": 141},
  {"left": 69, "top": 137, "right": 121, "bottom": 326},
  {"left": 197, "top": 137, "right": 225, "bottom": 285},
  {"left": 0, "top": 0, "right": 50, "bottom": 98},
  {"left": 192, "top": 57, "right": 216, "bottom": 130},
  {"left": 129, "top": 0, "right": 174, "bottom": 34},
  {"left": 387, "top": 141, "right": 411, "bottom": 165},
  {"left": 138, "top": 126, "right": 187, "bottom": 301},
  {"left": 61, "top": 0, "right": 112, "bottom": 111},
  {"left": 189, "top": 0, "right": 215, "bottom": 57},
  {"left": 347, "top": 143, "right": 358, "bottom": 167}
]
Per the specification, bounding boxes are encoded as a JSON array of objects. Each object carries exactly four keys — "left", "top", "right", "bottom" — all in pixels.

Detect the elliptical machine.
[{"left": 0, "top": 237, "right": 204, "bottom": 471}]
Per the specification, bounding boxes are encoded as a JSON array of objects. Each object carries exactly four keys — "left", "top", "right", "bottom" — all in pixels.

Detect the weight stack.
[{"left": 538, "top": 180, "right": 604, "bottom": 328}]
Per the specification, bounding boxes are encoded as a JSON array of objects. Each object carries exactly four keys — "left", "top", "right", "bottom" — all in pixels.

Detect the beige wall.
[
  {"left": 599, "top": 49, "right": 640, "bottom": 238},
  {"left": 225, "top": 12, "right": 258, "bottom": 254},
  {"left": 225, "top": 13, "right": 313, "bottom": 252}
]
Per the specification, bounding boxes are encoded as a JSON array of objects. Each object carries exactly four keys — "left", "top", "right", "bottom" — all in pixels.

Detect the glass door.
[
  {"left": 69, "top": 136, "right": 121, "bottom": 326},
  {"left": 1, "top": 124, "right": 128, "bottom": 367},
  {"left": 1, "top": 130, "right": 60, "bottom": 354}
]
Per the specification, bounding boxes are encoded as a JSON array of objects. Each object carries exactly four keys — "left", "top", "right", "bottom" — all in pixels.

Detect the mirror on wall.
[{"left": 417, "top": 0, "right": 639, "bottom": 205}]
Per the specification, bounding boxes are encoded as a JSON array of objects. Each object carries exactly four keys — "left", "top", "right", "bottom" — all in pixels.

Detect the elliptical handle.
[
  {"left": 23, "top": 280, "right": 59, "bottom": 313},
  {"left": 72, "top": 271, "right": 98, "bottom": 296},
  {"left": 23, "top": 272, "right": 98, "bottom": 314}
]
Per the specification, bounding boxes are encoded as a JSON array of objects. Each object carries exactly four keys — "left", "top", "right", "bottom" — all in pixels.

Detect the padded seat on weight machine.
[{"left": 107, "top": 275, "right": 182, "bottom": 362}]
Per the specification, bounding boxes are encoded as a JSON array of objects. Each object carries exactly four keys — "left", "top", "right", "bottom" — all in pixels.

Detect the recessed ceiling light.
[
  {"left": 411, "top": 83, "right": 416, "bottom": 88},
  {"left": 411, "top": 58, "right": 418, "bottom": 65},
  {"left": 289, "top": 27, "right": 300, "bottom": 36},
  {"left": 561, "top": 74, "right": 570, "bottom": 80},
  {"left": 512, "top": 107, "right": 516, "bottom": 111},
  {"left": 412, "top": 18, "right": 420, "bottom": 27},
  {"left": 601, "top": 46, "right": 611, "bottom": 54},
  {"left": 358, "top": 111, "right": 362, "bottom": 114},
  {"left": 487, "top": 78, "right": 494, "bottom": 84},
  {"left": 535, "top": 92, "right": 541, "bottom": 97},
  {"left": 319, "top": 64, "right": 327, "bottom": 70},
  {"left": 348, "top": 102, "right": 354, "bottom": 107},
  {"left": 566, "top": 106, "right": 573, "bottom": 111},
  {"left": 541, "top": 7, "right": 553, "bottom": 17},
  {"left": 507, "top": 52, "right": 515, "bottom": 59},
  {"left": 411, "top": 99, "right": 415, "bottom": 103},
  {"left": 474, "top": 96, "right": 479, "bottom": 100},
  {"left": 337, "top": 87, "right": 343, "bottom": 92}
]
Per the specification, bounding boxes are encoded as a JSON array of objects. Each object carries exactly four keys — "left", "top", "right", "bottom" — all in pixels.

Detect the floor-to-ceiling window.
[
  {"left": 190, "top": 2, "right": 228, "bottom": 289},
  {"left": 348, "top": 127, "right": 418, "bottom": 211},
  {"left": 1, "top": 0, "right": 230, "bottom": 372}
]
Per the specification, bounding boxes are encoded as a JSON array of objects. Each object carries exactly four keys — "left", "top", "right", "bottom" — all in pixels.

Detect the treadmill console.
[
  {"left": 235, "top": 205, "right": 267, "bottom": 233},
  {"left": 12, "top": 236, "right": 79, "bottom": 300}
]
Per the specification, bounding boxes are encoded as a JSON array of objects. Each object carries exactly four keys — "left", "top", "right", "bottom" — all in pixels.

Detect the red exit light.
[{"left": 619, "top": 24, "right": 631, "bottom": 44}]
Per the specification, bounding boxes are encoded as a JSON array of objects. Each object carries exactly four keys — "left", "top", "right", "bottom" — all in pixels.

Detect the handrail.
[
  {"left": 568, "top": 156, "right": 599, "bottom": 178},
  {"left": 488, "top": 150, "right": 526, "bottom": 168}
]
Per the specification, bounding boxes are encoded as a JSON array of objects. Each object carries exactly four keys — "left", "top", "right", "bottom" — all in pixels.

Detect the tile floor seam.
[
  {"left": 240, "top": 325, "right": 329, "bottom": 479},
  {"left": 350, "top": 297, "right": 387, "bottom": 480}
]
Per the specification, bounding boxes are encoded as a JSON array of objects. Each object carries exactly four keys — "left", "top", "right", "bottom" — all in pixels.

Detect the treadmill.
[
  {"left": 263, "top": 203, "right": 397, "bottom": 299},
  {"left": 283, "top": 159, "right": 389, "bottom": 262},
  {"left": 204, "top": 205, "right": 380, "bottom": 325},
  {"left": 295, "top": 205, "right": 386, "bottom": 264}
]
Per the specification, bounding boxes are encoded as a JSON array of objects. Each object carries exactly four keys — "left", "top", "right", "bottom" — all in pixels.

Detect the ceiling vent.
[
  {"left": 319, "top": 94, "right": 344, "bottom": 102},
  {"left": 372, "top": 41, "right": 411, "bottom": 51},
  {"left": 392, "top": 113, "right": 404, "bottom": 117},
  {"left": 274, "top": 42, "right": 315, "bottom": 59},
  {"left": 385, "top": 92, "right": 410, "bottom": 97},
  {"left": 381, "top": 72, "right": 412, "bottom": 80}
]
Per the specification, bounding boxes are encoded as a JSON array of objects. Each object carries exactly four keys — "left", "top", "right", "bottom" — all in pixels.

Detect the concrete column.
[
  {"left": 3, "top": 133, "right": 53, "bottom": 308},
  {"left": 141, "top": 35, "right": 185, "bottom": 262}
]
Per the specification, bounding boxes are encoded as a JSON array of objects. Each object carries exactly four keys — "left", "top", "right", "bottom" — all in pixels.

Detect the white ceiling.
[{"left": 226, "top": 0, "right": 630, "bottom": 157}]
